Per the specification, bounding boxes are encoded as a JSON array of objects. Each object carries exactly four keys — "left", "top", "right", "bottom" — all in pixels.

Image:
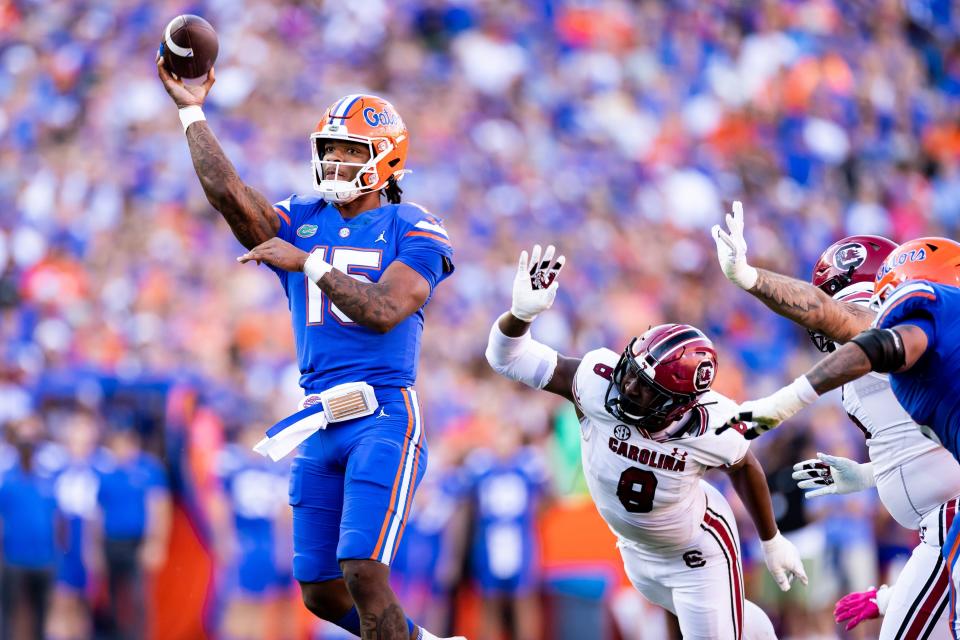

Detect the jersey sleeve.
[
  {"left": 265, "top": 195, "right": 301, "bottom": 286},
  {"left": 572, "top": 348, "right": 619, "bottom": 424},
  {"left": 684, "top": 393, "right": 751, "bottom": 468},
  {"left": 395, "top": 203, "right": 455, "bottom": 292},
  {"left": 874, "top": 281, "right": 939, "bottom": 348},
  {"left": 272, "top": 195, "right": 298, "bottom": 243}
]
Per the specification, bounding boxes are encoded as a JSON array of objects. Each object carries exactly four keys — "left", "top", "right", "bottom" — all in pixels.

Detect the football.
[{"left": 160, "top": 15, "right": 218, "bottom": 80}]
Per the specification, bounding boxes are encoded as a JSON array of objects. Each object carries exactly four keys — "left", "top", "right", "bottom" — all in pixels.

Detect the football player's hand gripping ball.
[
  {"left": 510, "top": 244, "right": 565, "bottom": 322},
  {"left": 157, "top": 51, "right": 215, "bottom": 109},
  {"left": 712, "top": 200, "right": 758, "bottom": 290},
  {"left": 792, "top": 453, "right": 875, "bottom": 499},
  {"left": 761, "top": 532, "right": 808, "bottom": 592}
]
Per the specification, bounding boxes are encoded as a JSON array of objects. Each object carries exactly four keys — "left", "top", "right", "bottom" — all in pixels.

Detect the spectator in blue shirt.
[
  {"left": 463, "top": 424, "right": 551, "bottom": 640},
  {"left": 0, "top": 416, "right": 62, "bottom": 640},
  {"left": 207, "top": 422, "right": 291, "bottom": 640},
  {"left": 95, "top": 427, "right": 171, "bottom": 640},
  {"left": 48, "top": 407, "right": 105, "bottom": 640}
]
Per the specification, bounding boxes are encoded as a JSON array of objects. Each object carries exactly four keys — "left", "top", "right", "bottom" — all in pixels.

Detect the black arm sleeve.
[{"left": 850, "top": 328, "right": 905, "bottom": 373}]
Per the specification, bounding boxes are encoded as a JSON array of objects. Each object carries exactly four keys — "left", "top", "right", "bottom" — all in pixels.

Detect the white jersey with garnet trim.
[
  {"left": 572, "top": 347, "right": 750, "bottom": 550},
  {"left": 842, "top": 372, "right": 960, "bottom": 529}
]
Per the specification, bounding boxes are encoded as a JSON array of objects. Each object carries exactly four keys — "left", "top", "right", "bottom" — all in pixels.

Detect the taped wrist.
[
  {"left": 875, "top": 584, "right": 891, "bottom": 615},
  {"left": 303, "top": 251, "right": 333, "bottom": 282},
  {"left": 179, "top": 105, "right": 205, "bottom": 132},
  {"left": 851, "top": 328, "right": 905, "bottom": 373},
  {"left": 485, "top": 321, "right": 558, "bottom": 389}
]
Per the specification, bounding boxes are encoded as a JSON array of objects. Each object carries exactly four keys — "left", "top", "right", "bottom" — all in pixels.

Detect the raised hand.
[
  {"left": 711, "top": 200, "right": 758, "bottom": 290},
  {"left": 510, "top": 244, "right": 565, "bottom": 322},
  {"left": 156, "top": 53, "right": 215, "bottom": 109}
]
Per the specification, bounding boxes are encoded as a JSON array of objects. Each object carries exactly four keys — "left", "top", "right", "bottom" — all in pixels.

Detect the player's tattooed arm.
[
  {"left": 805, "top": 340, "right": 874, "bottom": 394},
  {"left": 805, "top": 323, "right": 928, "bottom": 394},
  {"left": 317, "top": 262, "right": 430, "bottom": 333},
  {"left": 750, "top": 268, "right": 874, "bottom": 342},
  {"left": 185, "top": 122, "right": 279, "bottom": 249},
  {"left": 238, "top": 239, "right": 430, "bottom": 332},
  {"left": 156, "top": 55, "right": 279, "bottom": 249},
  {"left": 725, "top": 451, "right": 778, "bottom": 541}
]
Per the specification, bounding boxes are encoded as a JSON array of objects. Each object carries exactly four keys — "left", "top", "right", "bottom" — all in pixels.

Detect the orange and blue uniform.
[
  {"left": 269, "top": 195, "right": 454, "bottom": 582},
  {"left": 875, "top": 279, "right": 960, "bottom": 637}
]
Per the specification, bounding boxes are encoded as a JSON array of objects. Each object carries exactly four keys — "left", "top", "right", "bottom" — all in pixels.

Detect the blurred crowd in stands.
[{"left": 3, "top": 0, "right": 960, "bottom": 637}]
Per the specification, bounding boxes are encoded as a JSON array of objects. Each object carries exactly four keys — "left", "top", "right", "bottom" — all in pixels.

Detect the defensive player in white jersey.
[
  {"left": 713, "top": 202, "right": 960, "bottom": 639},
  {"left": 485, "top": 245, "right": 807, "bottom": 640}
]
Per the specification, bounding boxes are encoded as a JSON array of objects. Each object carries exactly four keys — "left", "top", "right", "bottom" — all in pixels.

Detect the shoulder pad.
[
  {"left": 875, "top": 281, "right": 938, "bottom": 329},
  {"left": 573, "top": 348, "right": 620, "bottom": 419},
  {"left": 396, "top": 202, "right": 449, "bottom": 229},
  {"left": 697, "top": 391, "right": 739, "bottom": 434}
]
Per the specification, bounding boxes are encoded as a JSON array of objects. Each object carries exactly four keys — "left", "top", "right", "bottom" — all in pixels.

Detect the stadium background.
[{"left": 2, "top": 0, "right": 959, "bottom": 638}]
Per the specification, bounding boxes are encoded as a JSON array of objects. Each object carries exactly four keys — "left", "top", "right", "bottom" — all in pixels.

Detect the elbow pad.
[
  {"left": 850, "top": 328, "right": 905, "bottom": 373},
  {"left": 485, "top": 321, "right": 558, "bottom": 389}
]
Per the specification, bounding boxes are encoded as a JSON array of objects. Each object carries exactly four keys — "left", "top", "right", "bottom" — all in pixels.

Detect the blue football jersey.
[
  {"left": 271, "top": 196, "right": 455, "bottom": 394},
  {"left": 464, "top": 448, "right": 549, "bottom": 584},
  {"left": 215, "top": 444, "right": 289, "bottom": 543},
  {"left": 875, "top": 280, "right": 960, "bottom": 456}
]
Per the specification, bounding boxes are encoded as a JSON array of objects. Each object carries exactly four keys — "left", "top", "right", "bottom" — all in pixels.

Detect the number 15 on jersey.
[{"left": 305, "top": 246, "right": 382, "bottom": 325}]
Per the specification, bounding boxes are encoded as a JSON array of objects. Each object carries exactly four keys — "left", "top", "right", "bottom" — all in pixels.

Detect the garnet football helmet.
[
  {"left": 311, "top": 94, "right": 409, "bottom": 203},
  {"left": 605, "top": 324, "right": 718, "bottom": 430},
  {"left": 873, "top": 237, "right": 960, "bottom": 308},
  {"left": 808, "top": 235, "right": 898, "bottom": 352}
]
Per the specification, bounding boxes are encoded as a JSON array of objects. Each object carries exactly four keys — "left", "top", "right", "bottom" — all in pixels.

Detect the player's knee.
[
  {"left": 341, "top": 559, "right": 390, "bottom": 606},
  {"left": 299, "top": 579, "right": 352, "bottom": 622}
]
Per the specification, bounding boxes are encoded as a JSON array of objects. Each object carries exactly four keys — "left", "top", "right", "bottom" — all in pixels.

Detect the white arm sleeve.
[{"left": 485, "top": 320, "right": 559, "bottom": 389}]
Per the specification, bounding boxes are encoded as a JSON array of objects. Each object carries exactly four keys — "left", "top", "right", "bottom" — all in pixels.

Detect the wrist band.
[
  {"left": 303, "top": 251, "right": 333, "bottom": 282},
  {"left": 791, "top": 375, "right": 820, "bottom": 404},
  {"left": 179, "top": 105, "right": 206, "bottom": 132}
]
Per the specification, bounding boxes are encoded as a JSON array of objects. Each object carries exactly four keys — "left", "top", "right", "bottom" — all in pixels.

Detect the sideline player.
[
  {"left": 49, "top": 409, "right": 105, "bottom": 640},
  {"left": 714, "top": 236, "right": 960, "bottom": 636},
  {"left": 462, "top": 424, "right": 550, "bottom": 640},
  {"left": 485, "top": 245, "right": 807, "bottom": 639},
  {"left": 208, "top": 423, "right": 292, "bottom": 640},
  {"left": 713, "top": 202, "right": 960, "bottom": 638},
  {"left": 158, "top": 59, "right": 458, "bottom": 639}
]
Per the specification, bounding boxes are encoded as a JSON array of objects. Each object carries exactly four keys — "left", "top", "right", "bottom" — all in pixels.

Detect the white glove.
[
  {"left": 761, "top": 531, "right": 809, "bottom": 592},
  {"left": 711, "top": 200, "right": 759, "bottom": 290},
  {"left": 719, "top": 375, "right": 820, "bottom": 440},
  {"left": 510, "top": 244, "right": 565, "bottom": 322},
  {"left": 792, "top": 453, "right": 876, "bottom": 499}
]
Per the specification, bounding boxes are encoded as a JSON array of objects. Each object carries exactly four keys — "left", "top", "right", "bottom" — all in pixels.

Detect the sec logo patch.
[{"left": 613, "top": 424, "right": 631, "bottom": 441}]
